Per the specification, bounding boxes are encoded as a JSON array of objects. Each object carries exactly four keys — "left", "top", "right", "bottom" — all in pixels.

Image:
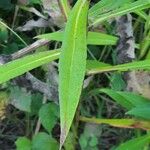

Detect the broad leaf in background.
[
  {"left": 110, "top": 73, "right": 126, "bottom": 91},
  {"left": 0, "top": 23, "right": 8, "bottom": 42},
  {"left": 39, "top": 103, "right": 59, "bottom": 133},
  {"left": 89, "top": 0, "right": 150, "bottom": 26},
  {"left": 36, "top": 31, "right": 118, "bottom": 46},
  {"left": 0, "top": 0, "right": 14, "bottom": 10},
  {"left": 29, "top": 0, "right": 41, "bottom": 5},
  {"left": 115, "top": 135, "right": 150, "bottom": 150},
  {"left": 0, "top": 49, "right": 60, "bottom": 84},
  {"left": 10, "top": 86, "right": 32, "bottom": 112},
  {"left": 32, "top": 132, "right": 59, "bottom": 150},
  {"left": 59, "top": 0, "right": 89, "bottom": 146},
  {"left": 16, "top": 137, "right": 31, "bottom": 150}
]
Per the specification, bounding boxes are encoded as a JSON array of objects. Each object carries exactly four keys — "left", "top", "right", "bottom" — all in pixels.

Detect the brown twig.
[{"left": 11, "top": 39, "right": 50, "bottom": 59}]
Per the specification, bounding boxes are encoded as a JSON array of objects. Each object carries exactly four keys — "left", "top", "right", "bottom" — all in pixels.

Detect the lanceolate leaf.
[
  {"left": 115, "top": 135, "right": 150, "bottom": 150},
  {"left": 91, "top": 88, "right": 150, "bottom": 110},
  {"left": 89, "top": 0, "right": 132, "bottom": 19},
  {"left": 2, "top": 51, "right": 150, "bottom": 85},
  {"left": 59, "top": 0, "right": 89, "bottom": 147},
  {"left": 89, "top": 0, "right": 150, "bottom": 26},
  {"left": 87, "top": 59, "right": 150, "bottom": 75},
  {"left": 0, "top": 49, "right": 60, "bottom": 84},
  {"left": 127, "top": 107, "right": 150, "bottom": 120},
  {"left": 36, "top": 31, "right": 118, "bottom": 45},
  {"left": 79, "top": 117, "right": 150, "bottom": 130}
]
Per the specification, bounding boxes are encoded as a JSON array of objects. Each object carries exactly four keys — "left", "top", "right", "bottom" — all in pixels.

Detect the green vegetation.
[{"left": 0, "top": 0, "right": 150, "bottom": 149}]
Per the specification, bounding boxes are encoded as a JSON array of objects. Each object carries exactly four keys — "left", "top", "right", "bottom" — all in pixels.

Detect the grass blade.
[
  {"left": 115, "top": 135, "right": 150, "bottom": 150},
  {"left": 36, "top": 31, "right": 118, "bottom": 46},
  {"left": 0, "top": 49, "right": 60, "bottom": 84},
  {"left": 80, "top": 117, "right": 150, "bottom": 130},
  {"left": 87, "top": 59, "right": 150, "bottom": 75},
  {"left": 89, "top": 0, "right": 150, "bottom": 26},
  {"left": 59, "top": 0, "right": 89, "bottom": 147}
]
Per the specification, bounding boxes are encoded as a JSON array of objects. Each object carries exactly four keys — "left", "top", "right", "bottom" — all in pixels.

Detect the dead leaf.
[{"left": 17, "top": 18, "right": 49, "bottom": 31}]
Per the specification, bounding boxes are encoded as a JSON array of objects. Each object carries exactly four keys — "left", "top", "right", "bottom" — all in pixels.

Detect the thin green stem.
[{"left": 0, "top": 20, "right": 27, "bottom": 46}]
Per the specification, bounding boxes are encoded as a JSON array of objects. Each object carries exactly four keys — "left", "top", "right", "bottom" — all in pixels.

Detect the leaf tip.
[{"left": 59, "top": 126, "right": 67, "bottom": 150}]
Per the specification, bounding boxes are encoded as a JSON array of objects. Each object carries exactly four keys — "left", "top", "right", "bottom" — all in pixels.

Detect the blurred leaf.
[
  {"left": 79, "top": 117, "right": 150, "bottom": 130},
  {"left": 79, "top": 124, "right": 100, "bottom": 150},
  {"left": 30, "top": 93, "right": 43, "bottom": 115},
  {"left": 89, "top": 0, "right": 150, "bottom": 26},
  {"left": 64, "top": 132, "right": 76, "bottom": 150},
  {"left": 115, "top": 135, "right": 150, "bottom": 150},
  {"left": 59, "top": 0, "right": 89, "bottom": 146},
  {"left": 110, "top": 73, "right": 126, "bottom": 91},
  {"left": 86, "top": 60, "right": 111, "bottom": 71},
  {"left": 36, "top": 31, "right": 118, "bottom": 46},
  {"left": 28, "top": 0, "right": 41, "bottom": 5},
  {"left": 0, "top": 23, "right": 8, "bottom": 42},
  {"left": 0, "top": 0, "right": 14, "bottom": 10},
  {"left": 16, "top": 137, "right": 31, "bottom": 150},
  {"left": 32, "top": 132, "right": 59, "bottom": 150},
  {"left": 127, "top": 107, "right": 150, "bottom": 120},
  {"left": 89, "top": 136, "right": 98, "bottom": 147},
  {"left": 3, "top": 43, "right": 19, "bottom": 54},
  {"left": 87, "top": 59, "right": 150, "bottom": 75},
  {"left": 39, "top": 103, "right": 59, "bottom": 133},
  {"left": 92, "top": 88, "right": 150, "bottom": 110},
  {"left": 10, "top": 86, "right": 32, "bottom": 112},
  {"left": 0, "top": 49, "right": 60, "bottom": 84}
]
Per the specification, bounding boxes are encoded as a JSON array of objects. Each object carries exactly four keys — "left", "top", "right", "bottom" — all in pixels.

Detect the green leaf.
[
  {"left": 115, "top": 135, "right": 150, "bottom": 150},
  {"left": 92, "top": 88, "right": 150, "bottom": 110},
  {"left": 87, "top": 32, "right": 118, "bottom": 45},
  {"left": 89, "top": 0, "right": 132, "bottom": 19},
  {"left": 39, "top": 103, "right": 59, "bottom": 133},
  {"left": 29, "top": 0, "right": 41, "bottom": 5},
  {"left": 16, "top": 137, "right": 31, "bottom": 150},
  {"left": 0, "top": 0, "right": 14, "bottom": 10},
  {"left": 31, "top": 93, "right": 43, "bottom": 115},
  {"left": 32, "top": 132, "right": 59, "bottom": 150},
  {"left": 87, "top": 59, "right": 150, "bottom": 75},
  {"left": 127, "top": 107, "right": 150, "bottom": 120},
  {"left": 0, "top": 49, "right": 60, "bottom": 84},
  {"left": 110, "top": 73, "right": 126, "bottom": 91},
  {"left": 80, "top": 117, "right": 150, "bottom": 130},
  {"left": 10, "top": 86, "right": 32, "bottom": 112},
  {"left": 36, "top": 31, "right": 118, "bottom": 46},
  {"left": 0, "top": 23, "right": 8, "bottom": 41},
  {"left": 97, "top": 88, "right": 133, "bottom": 110},
  {"left": 59, "top": 0, "right": 89, "bottom": 146},
  {"left": 89, "top": 0, "right": 150, "bottom": 26}
]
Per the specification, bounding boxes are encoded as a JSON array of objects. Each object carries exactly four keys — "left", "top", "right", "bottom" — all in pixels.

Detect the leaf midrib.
[{"left": 0, "top": 52, "right": 60, "bottom": 81}]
